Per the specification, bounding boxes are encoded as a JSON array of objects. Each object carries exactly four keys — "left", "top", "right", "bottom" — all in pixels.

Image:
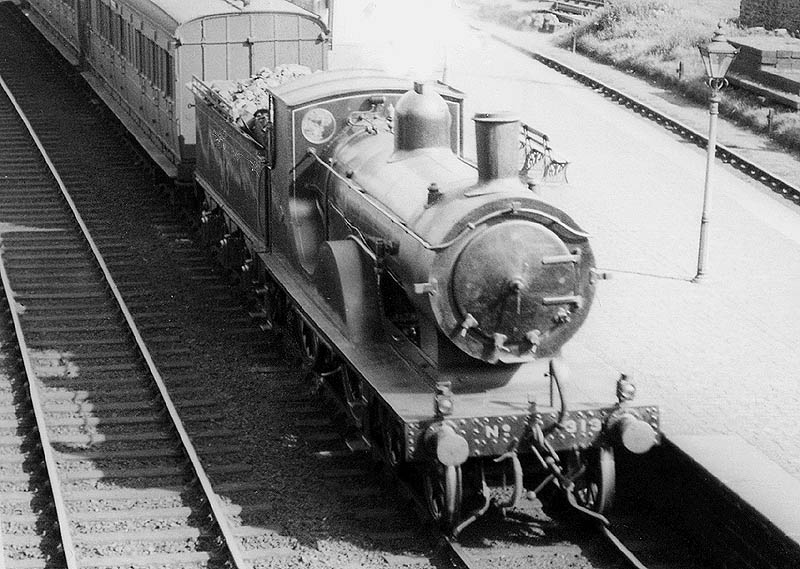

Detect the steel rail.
[
  {"left": 0, "top": 258, "right": 70, "bottom": 569},
  {"left": 487, "top": 33, "right": 800, "bottom": 204},
  {"left": 0, "top": 257, "right": 75, "bottom": 568},
  {"left": 441, "top": 537, "right": 477, "bottom": 569},
  {"left": 0, "top": 73, "right": 250, "bottom": 568},
  {"left": 0, "top": 80, "right": 79, "bottom": 569}
]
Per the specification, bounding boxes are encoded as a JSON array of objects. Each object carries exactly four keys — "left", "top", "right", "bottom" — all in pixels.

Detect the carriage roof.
[{"left": 124, "top": 0, "right": 320, "bottom": 33}]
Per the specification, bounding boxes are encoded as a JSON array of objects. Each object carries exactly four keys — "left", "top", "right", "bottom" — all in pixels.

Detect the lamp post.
[{"left": 693, "top": 26, "right": 738, "bottom": 283}]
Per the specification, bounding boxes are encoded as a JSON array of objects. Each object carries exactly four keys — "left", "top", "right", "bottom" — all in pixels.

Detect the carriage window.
[
  {"left": 150, "top": 41, "right": 160, "bottom": 89},
  {"left": 157, "top": 49, "right": 167, "bottom": 93},
  {"left": 96, "top": 2, "right": 106, "bottom": 39},
  {"left": 102, "top": 4, "right": 112, "bottom": 42},
  {"left": 140, "top": 34, "right": 148, "bottom": 76},
  {"left": 120, "top": 20, "right": 131, "bottom": 61},
  {"left": 144, "top": 38, "right": 153, "bottom": 81},
  {"left": 135, "top": 30, "right": 144, "bottom": 72},
  {"left": 119, "top": 20, "right": 129, "bottom": 59},
  {"left": 110, "top": 13, "right": 119, "bottom": 49},
  {"left": 94, "top": 1, "right": 101, "bottom": 36},
  {"left": 127, "top": 26, "right": 172, "bottom": 94},
  {"left": 165, "top": 53, "right": 174, "bottom": 98}
]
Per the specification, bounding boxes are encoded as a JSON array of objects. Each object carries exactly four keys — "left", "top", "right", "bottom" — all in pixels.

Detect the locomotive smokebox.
[
  {"left": 474, "top": 112, "right": 520, "bottom": 181},
  {"left": 393, "top": 82, "right": 452, "bottom": 154}
]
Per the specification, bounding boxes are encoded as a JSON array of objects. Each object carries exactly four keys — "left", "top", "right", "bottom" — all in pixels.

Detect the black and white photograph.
[{"left": 0, "top": 0, "right": 798, "bottom": 567}]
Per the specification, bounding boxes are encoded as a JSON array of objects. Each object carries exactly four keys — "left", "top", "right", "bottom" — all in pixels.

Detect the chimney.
[{"left": 473, "top": 112, "right": 520, "bottom": 182}]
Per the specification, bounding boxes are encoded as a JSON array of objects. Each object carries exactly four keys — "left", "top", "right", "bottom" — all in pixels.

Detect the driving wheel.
[
  {"left": 573, "top": 446, "right": 615, "bottom": 514},
  {"left": 424, "top": 464, "right": 463, "bottom": 533}
]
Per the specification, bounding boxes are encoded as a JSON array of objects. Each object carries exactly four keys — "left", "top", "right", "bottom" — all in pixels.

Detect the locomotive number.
[
  {"left": 484, "top": 423, "right": 512, "bottom": 440},
  {"left": 561, "top": 417, "right": 603, "bottom": 436},
  {"left": 561, "top": 418, "right": 603, "bottom": 436}
]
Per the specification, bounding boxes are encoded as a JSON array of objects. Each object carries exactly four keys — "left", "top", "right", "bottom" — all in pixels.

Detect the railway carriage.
[{"left": 24, "top": 0, "right": 329, "bottom": 180}]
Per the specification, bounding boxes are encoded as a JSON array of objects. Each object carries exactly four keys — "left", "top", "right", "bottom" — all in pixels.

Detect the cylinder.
[{"left": 474, "top": 112, "right": 520, "bottom": 182}]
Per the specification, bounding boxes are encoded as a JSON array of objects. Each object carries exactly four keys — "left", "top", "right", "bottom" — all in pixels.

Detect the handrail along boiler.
[{"left": 193, "top": 69, "right": 661, "bottom": 533}]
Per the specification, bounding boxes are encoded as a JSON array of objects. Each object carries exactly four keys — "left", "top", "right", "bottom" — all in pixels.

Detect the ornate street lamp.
[{"left": 693, "top": 25, "right": 738, "bottom": 283}]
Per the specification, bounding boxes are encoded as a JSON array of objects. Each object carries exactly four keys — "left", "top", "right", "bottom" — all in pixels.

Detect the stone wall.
[{"left": 740, "top": 0, "right": 800, "bottom": 33}]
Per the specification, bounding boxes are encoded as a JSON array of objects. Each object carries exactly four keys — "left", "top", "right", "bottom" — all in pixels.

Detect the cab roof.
[{"left": 270, "top": 69, "right": 417, "bottom": 108}]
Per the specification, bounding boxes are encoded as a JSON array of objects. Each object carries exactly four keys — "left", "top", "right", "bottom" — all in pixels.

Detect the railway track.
[
  {"left": 0, "top": 72, "right": 254, "bottom": 567},
  {"left": 0, "top": 4, "right": 732, "bottom": 569}
]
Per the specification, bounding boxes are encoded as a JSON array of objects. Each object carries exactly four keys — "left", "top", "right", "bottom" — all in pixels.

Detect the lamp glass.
[{"left": 698, "top": 30, "right": 739, "bottom": 79}]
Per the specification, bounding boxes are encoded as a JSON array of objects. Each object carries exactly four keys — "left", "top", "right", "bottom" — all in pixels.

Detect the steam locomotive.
[
  {"left": 192, "top": 69, "right": 660, "bottom": 533},
  {"left": 24, "top": 0, "right": 660, "bottom": 535}
]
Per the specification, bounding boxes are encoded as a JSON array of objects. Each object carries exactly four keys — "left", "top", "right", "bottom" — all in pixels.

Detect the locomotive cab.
[{"left": 266, "top": 70, "right": 465, "bottom": 312}]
